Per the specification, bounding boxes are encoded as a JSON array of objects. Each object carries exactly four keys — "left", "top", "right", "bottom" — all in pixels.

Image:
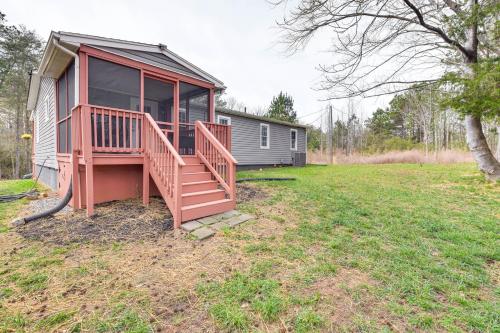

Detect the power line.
[{"left": 297, "top": 108, "right": 327, "bottom": 120}]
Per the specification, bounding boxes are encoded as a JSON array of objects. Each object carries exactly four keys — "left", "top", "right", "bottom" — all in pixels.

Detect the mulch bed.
[
  {"left": 16, "top": 184, "right": 268, "bottom": 245},
  {"left": 16, "top": 197, "right": 173, "bottom": 245}
]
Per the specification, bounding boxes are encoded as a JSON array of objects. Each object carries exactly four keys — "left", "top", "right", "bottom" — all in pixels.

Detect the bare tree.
[{"left": 275, "top": 0, "right": 500, "bottom": 180}]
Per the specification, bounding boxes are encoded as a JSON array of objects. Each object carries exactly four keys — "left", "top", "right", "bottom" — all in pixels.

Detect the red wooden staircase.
[
  {"left": 143, "top": 113, "right": 237, "bottom": 228},
  {"left": 181, "top": 155, "right": 235, "bottom": 221}
]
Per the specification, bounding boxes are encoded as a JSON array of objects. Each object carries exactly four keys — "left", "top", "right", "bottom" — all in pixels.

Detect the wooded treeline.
[
  {"left": 307, "top": 84, "right": 499, "bottom": 158},
  {"left": 0, "top": 12, "right": 44, "bottom": 179}
]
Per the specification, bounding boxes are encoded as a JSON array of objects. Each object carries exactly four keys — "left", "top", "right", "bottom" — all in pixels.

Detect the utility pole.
[
  {"left": 320, "top": 110, "right": 323, "bottom": 161},
  {"left": 327, "top": 105, "right": 333, "bottom": 164}
]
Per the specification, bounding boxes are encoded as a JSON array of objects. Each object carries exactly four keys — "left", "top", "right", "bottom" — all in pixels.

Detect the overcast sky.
[{"left": 3, "top": 0, "right": 392, "bottom": 126}]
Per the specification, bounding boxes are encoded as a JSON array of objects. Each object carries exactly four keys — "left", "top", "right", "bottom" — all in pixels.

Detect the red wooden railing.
[
  {"left": 144, "top": 113, "right": 185, "bottom": 227},
  {"left": 204, "top": 122, "right": 231, "bottom": 152},
  {"left": 195, "top": 121, "right": 237, "bottom": 200},
  {"left": 87, "top": 105, "right": 143, "bottom": 153}
]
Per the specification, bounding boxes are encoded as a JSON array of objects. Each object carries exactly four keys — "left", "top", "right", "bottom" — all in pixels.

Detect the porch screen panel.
[
  {"left": 179, "top": 82, "right": 209, "bottom": 154},
  {"left": 144, "top": 77, "right": 174, "bottom": 138},
  {"left": 88, "top": 56, "right": 140, "bottom": 111},
  {"left": 179, "top": 82, "right": 209, "bottom": 123},
  {"left": 56, "top": 60, "right": 75, "bottom": 153}
]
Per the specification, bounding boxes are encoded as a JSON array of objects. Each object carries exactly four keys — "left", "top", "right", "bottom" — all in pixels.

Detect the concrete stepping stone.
[
  {"left": 227, "top": 214, "right": 254, "bottom": 227},
  {"left": 220, "top": 210, "right": 239, "bottom": 219},
  {"left": 181, "top": 220, "right": 202, "bottom": 232},
  {"left": 198, "top": 216, "right": 219, "bottom": 225},
  {"left": 211, "top": 221, "right": 230, "bottom": 231},
  {"left": 192, "top": 227, "right": 215, "bottom": 240}
]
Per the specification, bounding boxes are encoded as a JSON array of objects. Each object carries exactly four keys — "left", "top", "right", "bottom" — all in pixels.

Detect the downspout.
[{"left": 12, "top": 38, "right": 81, "bottom": 227}]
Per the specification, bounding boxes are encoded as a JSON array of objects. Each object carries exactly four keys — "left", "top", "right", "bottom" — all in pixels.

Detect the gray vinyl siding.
[
  {"left": 34, "top": 164, "right": 58, "bottom": 189},
  {"left": 216, "top": 111, "right": 306, "bottom": 166},
  {"left": 33, "top": 77, "right": 57, "bottom": 170}
]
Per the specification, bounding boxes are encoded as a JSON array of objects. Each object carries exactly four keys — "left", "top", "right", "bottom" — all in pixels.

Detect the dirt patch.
[
  {"left": 16, "top": 197, "right": 173, "bottom": 245},
  {"left": 302, "top": 268, "right": 408, "bottom": 332},
  {"left": 236, "top": 183, "right": 269, "bottom": 204}
]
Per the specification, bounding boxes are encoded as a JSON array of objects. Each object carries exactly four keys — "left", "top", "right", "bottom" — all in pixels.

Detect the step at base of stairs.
[{"left": 181, "top": 198, "right": 235, "bottom": 222}]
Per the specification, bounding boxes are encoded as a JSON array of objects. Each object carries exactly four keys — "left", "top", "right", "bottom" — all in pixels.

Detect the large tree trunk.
[
  {"left": 14, "top": 105, "right": 20, "bottom": 179},
  {"left": 496, "top": 126, "right": 500, "bottom": 161},
  {"left": 465, "top": 115, "right": 500, "bottom": 181}
]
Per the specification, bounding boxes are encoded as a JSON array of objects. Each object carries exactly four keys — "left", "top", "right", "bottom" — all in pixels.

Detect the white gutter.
[{"left": 53, "top": 38, "right": 79, "bottom": 105}]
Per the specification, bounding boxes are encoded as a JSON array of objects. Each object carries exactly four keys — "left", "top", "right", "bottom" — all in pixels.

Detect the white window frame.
[
  {"left": 260, "top": 123, "right": 270, "bottom": 149},
  {"left": 217, "top": 115, "right": 231, "bottom": 125},
  {"left": 290, "top": 128, "right": 298, "bottom": 151}
]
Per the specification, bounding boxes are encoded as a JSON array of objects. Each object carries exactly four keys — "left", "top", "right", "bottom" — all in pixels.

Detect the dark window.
[
  {"left": 58, "top": 122, "right": 66, "bottom": 153},
  {"left": 290, "top": 129, "right": 297, "bottom": 150},
  {"left": 56, "top": 60, "right": 75, "bottom": 153},
  {"left": 57, "top": 74, "right": 67, "bottom": 120},
  {"left": 67, "top": 61, "right": 75, "bottom": 111},
  {"left": 88, "top": 56, "right": 140, "bottom": 111},
  {"left": 179, "top": 82, "right": 209, "bottom": 123}
]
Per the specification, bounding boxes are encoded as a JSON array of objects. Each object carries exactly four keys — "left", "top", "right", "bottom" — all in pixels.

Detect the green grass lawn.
[
  {"left": 0, "top": 164, "right": 498, "bottom": 332},
  {"left": 201, "top": 163, "right": 499, "bottom": 332},
  {"left": 0, "top": 179, "right": 36, "bottom": 233}
]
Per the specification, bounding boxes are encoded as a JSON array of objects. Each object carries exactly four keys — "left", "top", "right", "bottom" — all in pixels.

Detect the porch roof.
[
  {"left": 216, "top": 108, "right": 308, "bottom": 129},
  {"left": 28, "top": 31, "right": 226, "bottom": 111}
]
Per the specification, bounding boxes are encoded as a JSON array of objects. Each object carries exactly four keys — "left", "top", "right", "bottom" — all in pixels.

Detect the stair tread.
[
  {"left": 183, "top": 180, "right": 217, "bottom": 186},
  {"left": 182, "top": 198, "right": 233, "bottom": 211},
  {"left": 182, "top": 189, "right": 225, "bottom": 197},
  {"left": 183, "top": 171, "right": 211, "bottom": 175}
]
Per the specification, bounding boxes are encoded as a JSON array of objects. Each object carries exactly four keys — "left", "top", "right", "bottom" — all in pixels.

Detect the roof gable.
[{"left": 90, "top": 46, "right": 207, "bottom": 82}]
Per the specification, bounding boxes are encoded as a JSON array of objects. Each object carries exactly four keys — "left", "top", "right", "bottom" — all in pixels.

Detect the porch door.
[
  {"left": 179, "top": 82, "right": 210, "bottom": 155},
  {"left": 143, "top": 76, "right": 175, "bottom": 144}
]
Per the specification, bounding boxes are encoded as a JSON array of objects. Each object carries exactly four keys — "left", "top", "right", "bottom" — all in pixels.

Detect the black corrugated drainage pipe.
[
  {"left": 11, "top": 177, "right": 72, "bottom": 227},
  {"left": 236, "top": 177, "right": 296, "bottom": 183}
]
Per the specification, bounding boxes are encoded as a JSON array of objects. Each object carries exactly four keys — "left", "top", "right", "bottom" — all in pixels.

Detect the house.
[
  {"left": 215, "top": 108, "right": 307, "bottom": 168},
  {"left": 28, "top": 31, "right": 306, "bottom": 228}
]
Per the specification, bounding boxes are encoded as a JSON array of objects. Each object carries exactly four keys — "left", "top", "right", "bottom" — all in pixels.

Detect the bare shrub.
[{"left": 307, "top": 149, "right": 473, "bottom": 165}]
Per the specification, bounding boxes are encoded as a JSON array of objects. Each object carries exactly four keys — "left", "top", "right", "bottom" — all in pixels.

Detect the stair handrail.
[
  {"left": 144, "top": 113, "right": 185, "bottom": 166},
  {"left": 195, "top": 120, "right": 237, "bottom": 200},
  {"left": 144, "top": 113, "right": 185, "bottom": 228}
]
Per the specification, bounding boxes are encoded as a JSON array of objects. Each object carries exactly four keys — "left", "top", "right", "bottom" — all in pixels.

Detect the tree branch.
[{"left": 402, "top": 0, "right": 471, "bottom": 58}]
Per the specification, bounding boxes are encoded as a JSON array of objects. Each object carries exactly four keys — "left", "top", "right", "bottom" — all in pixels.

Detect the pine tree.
[{"left": 266, "top": 91, "right": 297, "bottom": 123}]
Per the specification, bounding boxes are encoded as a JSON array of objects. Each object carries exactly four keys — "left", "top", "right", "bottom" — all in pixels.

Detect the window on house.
[
  {"left": 217, "top": 115, "right": 231, "bottom": 125},
  {"left": 260, "top": 123, "right": 270, "bottom": 149},
  {"left": 57, "top": 60, "right": 75, "bottom": 153},
  {"left": 290, "top": 129, "right": 297, "bottom": 151},
  {"left": 88, "top": 56, "right": 140, "bottom": 111}
]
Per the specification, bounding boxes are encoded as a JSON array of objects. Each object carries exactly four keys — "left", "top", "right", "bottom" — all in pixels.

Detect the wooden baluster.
[
  {"left": 92, "top": 108, "right": 97, "bottom": 151},
  {"left": 135, "top": 115, "right": 139, "bottom": 151},
  {"left": 115, "top": 111, "right": 119, "bottom": 152},
  {"left": 128, "top": 113, "right": 133, "bottom": 150}
]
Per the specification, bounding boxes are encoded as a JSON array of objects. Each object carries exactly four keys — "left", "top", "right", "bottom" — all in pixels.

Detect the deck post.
[
  {"left": 142, "top": 122, "right": 150, "bottom": 206},
  {"left": 209, "top": 88, "right": 215, "bottom": 123},
  {"left": 71, "top": 106, "right": 81, "bottom": 209},
  {"left": 173, "top": 82, "right": 180, "bottom": 151},
  {"left": 81, "top": 105, "right": 94, "bottom": 216}
]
